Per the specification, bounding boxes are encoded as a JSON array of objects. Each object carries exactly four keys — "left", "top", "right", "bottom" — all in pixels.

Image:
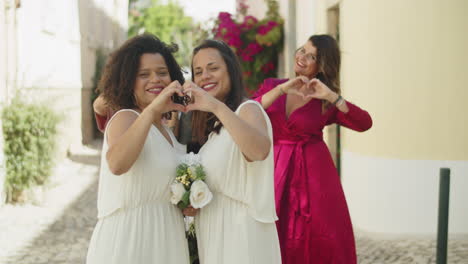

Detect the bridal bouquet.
[{"left": 170, "top": 152, "right": 213, "bottom": 210}]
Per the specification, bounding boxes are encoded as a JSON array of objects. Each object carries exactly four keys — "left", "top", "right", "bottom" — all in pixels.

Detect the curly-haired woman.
[{"left": 86, "top": 34, "right": 189, "bottom": 264}]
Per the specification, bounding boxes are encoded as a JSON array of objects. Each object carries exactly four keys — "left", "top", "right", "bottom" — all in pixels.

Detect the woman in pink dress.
[{"left": 253, "top": 34, "right": 372, "bottom": 263}]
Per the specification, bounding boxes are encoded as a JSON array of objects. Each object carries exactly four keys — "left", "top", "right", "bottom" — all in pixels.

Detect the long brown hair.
[
  {"left": 98, "top": 34, "right": 184, "bottom": 111},
  {"left": 309, "top": 35, "right": 341, "bottom": 111},
  {"left": 191, "top": 40, "right": 246, "bottom": 145}
]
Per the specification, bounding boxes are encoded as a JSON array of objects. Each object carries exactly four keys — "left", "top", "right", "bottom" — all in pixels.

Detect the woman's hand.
[
  {"left": 303, "top": 78, "right": 339, "bottom": 103},
  {"left": 182, "top": 205, "right": 199, "bottom": 217},
  {"left": 278, "top": 76, "right": 310, "bottom": 97},
  {"left": 146, "top": 80, "right": 186, "bottom": 118},
  {"left": 182, "top": 80, "right": 222, "bottom": 113},
  {"left": 93, "top": 94, "right": 109, "bottom": 116}
]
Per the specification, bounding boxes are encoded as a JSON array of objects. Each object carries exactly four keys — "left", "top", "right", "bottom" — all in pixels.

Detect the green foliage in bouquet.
[{"left": 175, "top": 163, "right": 206, "bottom": 209}]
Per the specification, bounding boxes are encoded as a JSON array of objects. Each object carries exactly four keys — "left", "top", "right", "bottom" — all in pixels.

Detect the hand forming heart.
[
  {"left": 279, "top": 76, "right": 309, "bottom": 97},
  {"left": 280, "top": 76, "right": 334, "bottom": 101},
  {"left": 171, "top": 92, "right": 193, "bottom": 106},
  {"left": 301, "top": 78, "right": 333, "bottom": 100},
  {"left": 181, "top": 80, "right": 220, "bottom": 113}
]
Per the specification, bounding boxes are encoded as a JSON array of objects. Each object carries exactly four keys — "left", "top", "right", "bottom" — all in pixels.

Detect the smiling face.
[
  {"left": 192, "top": 48, "right": 231, "bottom": 100},
  {"left": 133, "top": 53, "right": 172, "bottom": 109},
  {"left": 294, "top": 40, "right": 320, "bottom": 79}
]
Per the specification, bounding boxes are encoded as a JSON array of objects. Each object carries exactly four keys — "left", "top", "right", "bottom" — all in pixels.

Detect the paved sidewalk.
[
  {"left": 0, "top": 143, "right": 100, "bottom": 264},
  {"left": 0, "top": 142, "right": 467, "bottom": 264},
  {"left": 356, "top": 231, "right": 468, "bottom": 263}
]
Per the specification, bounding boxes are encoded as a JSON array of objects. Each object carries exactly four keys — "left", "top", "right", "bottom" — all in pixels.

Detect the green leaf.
[{"left": 177, "top": 190, "right": 191, "bottom": 209}]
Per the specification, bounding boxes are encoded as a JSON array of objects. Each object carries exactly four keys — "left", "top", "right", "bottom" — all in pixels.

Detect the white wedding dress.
[
  {"left": 195, "top": 101, "right": 282, "bottom": 264},
  {"left": 86, "top": 109, "right": 189, "bottom": 264}
]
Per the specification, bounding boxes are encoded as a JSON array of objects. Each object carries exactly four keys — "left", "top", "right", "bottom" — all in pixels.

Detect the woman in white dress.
[
  {"left": 86, "top": 34, "right": 189, "bottom": 264},
  {"left": 182, "top": 39, "right": 281, "bottom": 264}
]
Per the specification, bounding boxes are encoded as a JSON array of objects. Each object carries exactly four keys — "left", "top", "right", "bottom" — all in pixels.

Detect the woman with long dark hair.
[
  {"left": 183, "top": 39, "right": 281, "bottom": 264},
  {"left": 253, "top": 34, "right": 373, "bottom": 263}
]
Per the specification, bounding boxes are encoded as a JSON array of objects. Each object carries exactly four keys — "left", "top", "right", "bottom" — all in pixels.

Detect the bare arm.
[
  {"left": 257, "top": 83, "right": 284, "bottom": 109},
  {"left": 213, "top": 101, "right": 270, "bottom": 161},
  {"left": 258, "top": 76, "right": 310, "bottom": 109},
  {"left": 106, "top": 81, "right": 185, "bottom": 175},
  {"left": 106, "top": 109, "right": 156, "bottom": 175},
  {"left": 184, "top": 81, "right": 270, "bottom": 161}
]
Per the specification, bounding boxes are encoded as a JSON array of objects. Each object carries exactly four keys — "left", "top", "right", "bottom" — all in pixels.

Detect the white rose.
[
  {"left": 170, "top": 182, "right": 186, "bottom": 205},
  {"left": 189, "top": 180, "right": 213, "bottom": 209}
]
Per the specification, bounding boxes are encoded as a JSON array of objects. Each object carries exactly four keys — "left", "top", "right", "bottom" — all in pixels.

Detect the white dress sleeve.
[{"left": 235, "top": 100, "right": 278, "bottom": 223}]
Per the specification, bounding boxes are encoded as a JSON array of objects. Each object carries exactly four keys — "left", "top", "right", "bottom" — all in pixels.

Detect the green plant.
[
  {"left": 128, "top": 0, "right": 204, "bottom": 67},
  {"left": 1, "top": 97, "right": 60, "bottom": 203}
]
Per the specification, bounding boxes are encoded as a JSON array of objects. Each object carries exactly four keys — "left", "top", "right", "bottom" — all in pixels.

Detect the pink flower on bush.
[
  {"left": 261, "top": 62, "right": 275, "bottom": 74},
  {"left": 227, "top": 35, "right": 242, "bottom": 48},
  {"left": 257, "top": 21, "right": 278, "bottom": 35},
  {"left": 240, "top": 42, "right": 263, "bottom": 62},
  {"left": 218, "top": 12, "right": 233, "bottom": 22},
  {"left": 215, "top": 12, "right": 242, "bottom": 49},
  {"left": 212, "top": 2, "right": 283, "bottom": 93},
  {"left": 241, "top": 16, "right": 258, "bottom": 30}
]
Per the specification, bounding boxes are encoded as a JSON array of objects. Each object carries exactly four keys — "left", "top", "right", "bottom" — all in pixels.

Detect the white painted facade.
[
  {"left": 0, "top": 0, "right": 4, "bottom": 205},
  {"left": 343, "top": 151, "right": 468, "bottom": 235},
  {"left": 0, "top": 0, "right": 128, "bottom": 204},
  {"left": 14, "top": 0, "right": 127, "bottom": 152}
]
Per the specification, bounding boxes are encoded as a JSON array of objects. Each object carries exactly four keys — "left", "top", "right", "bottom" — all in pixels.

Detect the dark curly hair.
[
  {"left": 98, "top": 34, "right": 184, "bottom": 110},
  {"left": 190, "top": 39, "right": 247, "bottom": 145}
]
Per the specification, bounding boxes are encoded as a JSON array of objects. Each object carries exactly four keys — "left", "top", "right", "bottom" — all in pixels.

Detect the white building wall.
[
  {"left": 0, "top": 0, "right": 8, "bottom": 205},
  {"left": 12, "top": 0, "right": 128, "bottom": 154}
]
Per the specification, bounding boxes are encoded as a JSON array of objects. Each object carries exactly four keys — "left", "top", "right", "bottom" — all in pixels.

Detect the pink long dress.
[{"left": 253, "top": 78, "right": 372, "bottom": 264}]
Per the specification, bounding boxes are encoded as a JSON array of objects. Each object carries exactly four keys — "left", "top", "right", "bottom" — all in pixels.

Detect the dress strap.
[
  {"left": 235, "top": 100, "right": 263, "bottom": 114},
  {"left": 103, "top": 109, "right": 140, "bottom": 140}
]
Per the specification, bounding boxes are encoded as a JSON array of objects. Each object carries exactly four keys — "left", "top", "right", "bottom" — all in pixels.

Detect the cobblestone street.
[
  {"left": 356, "top": 232, "right": 468, "bottom": 264},
  {"left": 1, "top": 182, "right": 97, "bottom": 264},
  {"left": 0, "top": 143, "right": 467, "bottom": 264}
]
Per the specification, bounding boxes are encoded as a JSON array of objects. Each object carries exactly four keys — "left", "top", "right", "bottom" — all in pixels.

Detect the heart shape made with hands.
[
  {"left": 171, "top": 93, "right": 192, "bottom": 106},
  {"left": 173, "top": 80, "right": 203, "bottom": 107},
  {"left": 293, "top": 78, "right": 324, "bottom": 99},
  {"left": 171, "top": 81, "right": 197, "bottom": 106}
]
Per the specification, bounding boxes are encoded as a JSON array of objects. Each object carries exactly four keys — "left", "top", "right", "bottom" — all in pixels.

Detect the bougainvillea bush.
[{"left": 213, "top": 0, "right": 284, "bottom": 94}]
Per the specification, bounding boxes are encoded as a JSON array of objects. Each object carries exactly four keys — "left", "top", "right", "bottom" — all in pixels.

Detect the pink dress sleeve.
[
  {"left": 326, "top": 101, "right": 373, "bottom": 132},
  {"left": 252, "top": 78, "right": 288, "bottom": 103},
  {"left": 95, "top": 110, "right": 115, "bottom": 133}
]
